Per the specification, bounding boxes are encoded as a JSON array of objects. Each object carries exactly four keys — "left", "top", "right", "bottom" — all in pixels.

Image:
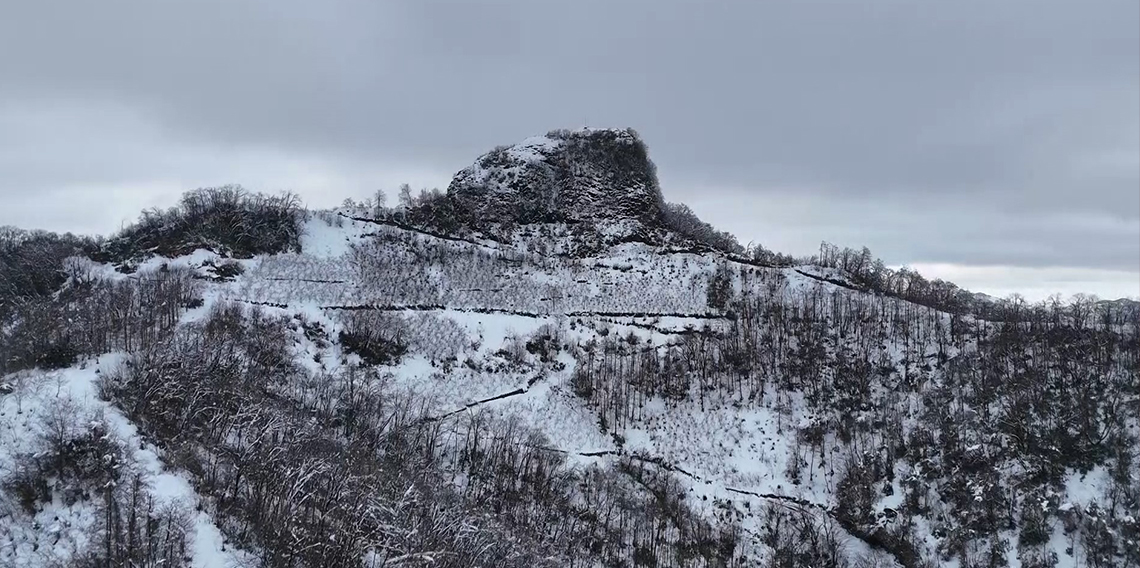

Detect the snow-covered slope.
[
  {"left": 2, "top": 134, "right": 1136, "bottom": 567},
  {"left": 135, "top": 211, "right": 1140, "bottom": 565},
  {"left": 5, "top": 208, "right": 1137, "bottom": 566},
  {"left": 0, "top": 356, "right": 252, "bottom": 567}
]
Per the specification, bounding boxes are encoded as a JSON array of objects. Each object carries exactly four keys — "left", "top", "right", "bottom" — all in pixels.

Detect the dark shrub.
[
  {"left": 93, "top": 186, "right": 302, "bottom": 264},
  {"left": 0, "top": 227, "right": 98, "bottom": 307},
  {"left": 36, "top": 337, "right": 79, "bottom": 370},
  {"left": 207, "top": 259, "right": 245, "bottom": 281},
  {"left": 337, "top": 310, "right": 407, "bottom": 366},
  {"left": 3, "top": 465, "right": 51, "bottom": 514},
  {"left": 339, "top": 330, "right": 407, "bottom": 366}
]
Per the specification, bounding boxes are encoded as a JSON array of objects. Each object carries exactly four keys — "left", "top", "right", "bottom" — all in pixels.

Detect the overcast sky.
[{"left": 1, "top": 0, "right": 1137, "bottom": 300}]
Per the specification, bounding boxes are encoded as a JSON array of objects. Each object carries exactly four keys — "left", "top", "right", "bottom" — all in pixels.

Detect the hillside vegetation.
[{"left": 1, "top": 131, "right": 1137, "bottom": 568}]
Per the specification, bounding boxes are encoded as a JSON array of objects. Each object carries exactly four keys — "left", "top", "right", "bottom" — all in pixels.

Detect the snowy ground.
[
  {"left": 0, "top": 356, "right": 252, "bottom": 568},
  {"left": 6, "top": 213, "right": 1124, "bottom": 567}
]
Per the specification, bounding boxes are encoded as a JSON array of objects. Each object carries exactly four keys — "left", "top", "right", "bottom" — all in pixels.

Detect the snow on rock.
[{"left": 441, "top": 128, "right": 665, "bottom": 242}]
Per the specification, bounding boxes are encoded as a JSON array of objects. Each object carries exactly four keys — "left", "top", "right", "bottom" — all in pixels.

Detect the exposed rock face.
[{"left": 419, "top": 128, "right": 665, "bottom": 242}]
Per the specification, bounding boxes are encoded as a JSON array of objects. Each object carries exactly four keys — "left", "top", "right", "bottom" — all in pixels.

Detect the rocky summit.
[{"left": 413, "top": 128, "right": 666, "bottom": 243}]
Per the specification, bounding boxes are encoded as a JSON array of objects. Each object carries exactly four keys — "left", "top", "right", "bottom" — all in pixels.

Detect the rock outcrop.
[{"left": 410, "top": 128, "right": 665, "bottom": 245}]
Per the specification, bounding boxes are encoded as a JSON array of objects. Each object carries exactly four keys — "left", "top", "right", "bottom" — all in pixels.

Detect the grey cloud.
[{"left": 0, "top": 0, "right": 1136, "bottom": 278}]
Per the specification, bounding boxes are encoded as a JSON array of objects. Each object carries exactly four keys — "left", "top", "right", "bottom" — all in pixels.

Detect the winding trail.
[
  {"left": 425, "top": 378, "right": 918, "bottom": 568},
  {"left": 424, "top": 374, "right": 548, "bottom": 422}
]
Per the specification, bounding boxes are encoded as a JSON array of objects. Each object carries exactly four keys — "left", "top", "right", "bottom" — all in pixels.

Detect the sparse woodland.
[
  {"left": 574, "top": 265, "right": 1139, "bottom": 567},
  {"left": 1, "top": 182, "right": 1136, "bottom": 568}
]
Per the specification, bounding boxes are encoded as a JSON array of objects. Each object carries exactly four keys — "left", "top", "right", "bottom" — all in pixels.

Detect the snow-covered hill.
[{"left": 1, "top": 132, "right": 1136, "bottom": 568}]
